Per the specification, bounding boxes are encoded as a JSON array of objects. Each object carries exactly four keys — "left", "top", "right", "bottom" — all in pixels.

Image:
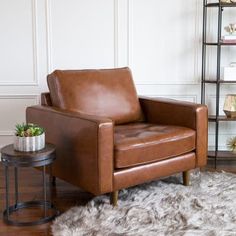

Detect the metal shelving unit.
[{"left": 201, "top": 0, "right": 236, "bottom": 168}]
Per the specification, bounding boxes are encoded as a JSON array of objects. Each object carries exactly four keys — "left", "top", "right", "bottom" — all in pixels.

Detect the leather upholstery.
[
  {"left": 114, "top": 123, "right": 195, "bottom": 168},
  {"left": 139, "top": 97, "right": 208, "bottom": 167},
  {"left": 26, "top": 67, "right": 208, "bottom": 196},
  {"left": 26, "top": 105, "right": 114, "bottom": 195},
  {"left": 114, "top": 152, "right": 195, "bottom": 190},
  {"left": 47, "top": 67, "right": 143, "bottom": 124},
  {"left": 41, "top": 92, "right": 52, "bottom": 106}
]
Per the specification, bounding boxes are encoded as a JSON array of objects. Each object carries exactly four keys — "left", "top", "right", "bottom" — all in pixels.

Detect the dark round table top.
[{"left": 1, "top": 143, "right": 56, "bottom": 167}]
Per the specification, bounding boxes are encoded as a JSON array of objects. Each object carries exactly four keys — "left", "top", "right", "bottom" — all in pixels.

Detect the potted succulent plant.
[{"left": 14, "top": 123, "right": 45, "bottom": 152}]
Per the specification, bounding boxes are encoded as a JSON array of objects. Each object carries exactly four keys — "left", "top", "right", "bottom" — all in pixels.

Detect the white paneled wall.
[
  {"left": 0, "top": 0, "right": 37, "bottom": 85},
  {"left": 47, "top": 0, "right": 115, "bottom": 71},
  {"left": 0, "top": 0, "right": 234, "bottom": 149}
]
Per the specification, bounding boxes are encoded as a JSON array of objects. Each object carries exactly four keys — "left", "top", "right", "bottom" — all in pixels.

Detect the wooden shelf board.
[
  {"left": 207, "top": 159, "right": 236, "bottom": 170},
  {"left": 208, "top": 150, "right": 236, "bottom": 160},
  {"left": 204, "top": 42, "right": 236, "bottom": 46},
  {"left": 206, "top": 3, "right": 236, "bottom": 7},
  {"left": 203, "top": 80, "right": 236, "bottom": 84},
  {"left": 208, "top": 115, "right": 236, "bottom": 121}
]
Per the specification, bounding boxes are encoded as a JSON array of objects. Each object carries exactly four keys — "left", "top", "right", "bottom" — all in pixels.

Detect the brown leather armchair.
[{"left": 26, "top": 67, "right": 208, "bottom": 206}]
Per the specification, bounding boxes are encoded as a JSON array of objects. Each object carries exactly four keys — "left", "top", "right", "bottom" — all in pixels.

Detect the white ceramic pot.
[{"left": 14, "top": 133, "right": 45, "bottom": 152}]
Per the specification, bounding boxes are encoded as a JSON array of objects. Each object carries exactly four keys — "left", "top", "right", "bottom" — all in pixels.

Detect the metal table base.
[
  {"left": 3, "top": 200, "right": 59, "bottom": 226},
  {"left": 1, "top": 144, "right": 60, "bottom": 226}
]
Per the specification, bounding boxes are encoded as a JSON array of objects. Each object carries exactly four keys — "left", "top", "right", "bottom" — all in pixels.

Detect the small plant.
[
  {"left": 15, "top": 123, "right": 44, "bottom": 137},
  {"left": 227, "top": 136, "right": 236, "bottom": 153}
]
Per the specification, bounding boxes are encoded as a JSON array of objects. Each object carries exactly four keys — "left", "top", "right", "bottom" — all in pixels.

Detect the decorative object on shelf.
[
  {"left": 223, "top": 62, "right": 236, "bottom": 81},
  {"left": 224, "top": 23, "right": 236, "bottom": 35},
  {"left": 223, "top": 94, "right": 236, "bottom": 118},
  {"left": 227, "top": 136, "right": 236, "bottom": 153},
  {"left": 222, "top": 23, "right": 236, "bottom": 43},
  {"left": 14, "top": 123, "right": 45, "bottom": 152}
]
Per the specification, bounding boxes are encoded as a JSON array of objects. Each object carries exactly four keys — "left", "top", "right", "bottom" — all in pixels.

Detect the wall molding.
[
  {"left": 127, "top": 0, "right": 201, "bottom": 85},
  {"left": 46, "top": 0, "right": 118, "bottom": 72},
  {"left": 114, "top": 0, "right": 119, "bottom": 68},
  {"left": 207, "top": 94, "right": 225, "bottom": 114},
  {"left": 46, "top": 0, "right": 52, "bottom": 74},
  {"left": 193, "top": 0, "right": 202, "bottom": 85},
  {"left": 0, "top": 131, "right": 14, "bottom": 136},
  {"left": 31, "top": 0, "right": 39, "bottom": 86},
  {"left": 0, "top": 94, "right": 39, "bottom": 100},
  {"left": 127, "top": 0, "right": 132, "bottom": 67},
  {"left": 0, "top": 94, "right": 39, "bottom": 136},
  {"left": 0, "top": 0, "right": 39, "bottom": 86}
]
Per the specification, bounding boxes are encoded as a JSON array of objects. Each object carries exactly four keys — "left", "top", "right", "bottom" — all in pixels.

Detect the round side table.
[{"left": 1, "top": 143, "right": 60, "bottom": 226}]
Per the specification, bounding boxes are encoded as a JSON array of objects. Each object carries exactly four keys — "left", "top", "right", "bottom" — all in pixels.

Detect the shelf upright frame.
[
  {"left": 214, "top": 2, "right": 223, "bottom": 168},
  {"left": 201, "top": 0, "right": 207, "bottom": 105},
  {"left": 201, "top": 1, "right": 236, "bottom": 168}
]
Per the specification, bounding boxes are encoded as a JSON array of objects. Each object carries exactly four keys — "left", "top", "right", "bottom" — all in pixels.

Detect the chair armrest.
[
  {"left": 139, "top": 96, "right": 208, "bottom": 167},
  {"left": 26, "top": 105, "right": 114, "bottom": 195}
]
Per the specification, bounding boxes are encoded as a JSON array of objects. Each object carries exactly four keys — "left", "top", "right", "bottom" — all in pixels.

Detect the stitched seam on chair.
[
  {"left": 114, "top": 132, "right": 195, "bottom": 151},
  {"left": 98, "top": 124, "right": 114, "bottom": 193},
  {"left": 30, "top": 106, "right": 111, "bottom": 126},
  {"left": 115, "top": 149, "right": 196, "bottom": 169},
  {"left": 195, "top": 106, "right": 207, "bottom": 167},
  {"left": 97, "top": 125, "right": 100, "bottom": 194},
  {"left": 140, "top": 97, "right": 200, "bottom": 109},
  {"left": 53, "top": 79, "right": 62, "bottom": 107},
  {"left": 48, "top": 74, "right": 61, "bottom": 108}
]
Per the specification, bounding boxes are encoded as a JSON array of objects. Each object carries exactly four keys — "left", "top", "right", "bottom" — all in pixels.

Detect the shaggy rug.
[{"left": 52, "top": 171, "right": 236, "bottom": 236}]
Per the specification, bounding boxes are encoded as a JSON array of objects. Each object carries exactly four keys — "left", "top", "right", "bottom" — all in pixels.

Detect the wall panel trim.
[
  {"left": 0, "top": 0, "right": 39, "bottom": 86},
  {"left": 0, "top": 94, "right": 39, "bottom": 135},
  {"left": 46, "top": 0, "right": 117, "bottom": 72},
  {"left": 127, "top": 0, "right": 201, "bottom": 85}
]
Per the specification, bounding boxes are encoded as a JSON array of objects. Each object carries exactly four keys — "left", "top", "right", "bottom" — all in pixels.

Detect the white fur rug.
[{"left": 52, "top": 171, "right": 236, "bottom": 236}]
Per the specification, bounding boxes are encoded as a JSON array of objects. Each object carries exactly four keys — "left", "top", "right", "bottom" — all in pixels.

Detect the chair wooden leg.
[
  {"left": 183, "top": 170, "right": 190, "bottom": 186},
  {"left": 110, "top": 191, "right": 118, "bottom": 206},
  {"left": 51, "top": 176, "right": 56, "bottom": 187}
]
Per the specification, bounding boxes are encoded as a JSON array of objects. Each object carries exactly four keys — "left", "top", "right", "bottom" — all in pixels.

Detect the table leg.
[
  {"left": 52, "top": 176, "right": 56, "bottom": 187},
  {"left": 43, "top": 165, "right": 47, "bottom": 217},
  {"left": 49, "top": 164, "right": 53, "bottom": 204},
  {"left": 5, "top": 166, "right": 9, "bottom": 220},
  {"left": 14, "top": 167, "right": 18, "bottom": 207}
]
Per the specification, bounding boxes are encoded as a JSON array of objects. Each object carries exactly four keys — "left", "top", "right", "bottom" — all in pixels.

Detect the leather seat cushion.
[
  {"left": 114, "top": 123, "right": 196, "bottom": 168},
  {"left": 47, "top": 67, "right": 143, "bottom": 124}
]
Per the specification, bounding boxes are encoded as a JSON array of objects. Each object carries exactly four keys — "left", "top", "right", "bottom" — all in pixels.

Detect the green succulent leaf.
[{"left": 15, "top": 123, "right": 44, "bottom": 137}]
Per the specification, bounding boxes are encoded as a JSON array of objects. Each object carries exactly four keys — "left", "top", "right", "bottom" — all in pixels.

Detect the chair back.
[{"left": 47, "top": 67, "right": 143, "bottom": 124}]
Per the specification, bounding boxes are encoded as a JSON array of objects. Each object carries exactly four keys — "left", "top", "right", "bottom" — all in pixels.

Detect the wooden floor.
[
  {"left": 0, "top": 165, "right": 93, "bottom": 236},
  {"left": 0, "top": 164, "right": 235, "bottom": 235}
]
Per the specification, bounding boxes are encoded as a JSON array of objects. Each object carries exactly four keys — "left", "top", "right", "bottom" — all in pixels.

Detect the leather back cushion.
[{"left": 47, "top": 67, "right": 143, "bottom": 124}]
